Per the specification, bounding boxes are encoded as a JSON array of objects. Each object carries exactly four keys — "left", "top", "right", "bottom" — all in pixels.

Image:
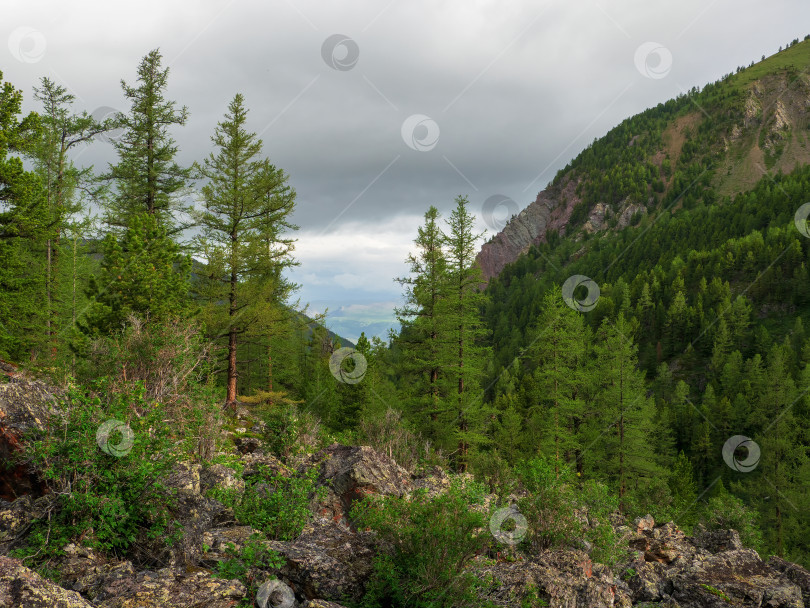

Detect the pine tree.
[
  {"left": 527, "top": 287, "right": 588, "bottom": 476},
  {"left": 101, "top": 49, "right": 192, "bottom": 230},
  {"left": 441, "top": 195, "right": 491, "bottom": 472},
  {"left": 31, "top": 78, "right": 109, "bottom": 356},
  {"left": 0, "top": 70, "right": 47, "bottom": 360},
  {"left": 395, "top": 206, "right": 451, "bottom": 444},
  {"left": 194, "top": 93, "right": 297, "bottom": 406}
]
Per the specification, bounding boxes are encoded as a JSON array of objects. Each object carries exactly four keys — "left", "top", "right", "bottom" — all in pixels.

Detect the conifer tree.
[
  {"left": 0, "top": 71, "right": 47, "bottom": 360},
  {"left": 31, "top": 78, "right": 109, "bottom": 355},
  {"left": 441, "top": 195, "right": 491, "bottom": 471},
  {"left": 590, "top": 314, "right": 660, "bottom": 510},
  {"left": 527, "top": 287, "right": 588, "bottom": 476},
  {"left": 86, "top": 50, "right": 193, "bottom": 335},
  {"left": 195, "top": 93, "right": 297, "bottom": 406},
  {"left": 101, "top": 49, "right": 191, "bottom": 229},
  {"left": 395, "top": 206, "right": 451, "bottom": 444}
]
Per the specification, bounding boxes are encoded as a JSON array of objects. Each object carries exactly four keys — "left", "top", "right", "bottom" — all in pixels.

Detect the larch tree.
[
  {"left": 195, "top": 93, "right": 297, "bottom": 407},
  {"left": 441, "top": 195, "right": 491, "bottom": 472},
  {"left": 31, "top": 78, "right": 110, "bottom": 355},
  {"left": 0, "top": 71, "right": 46, "bottom": 360},
  {"left": 527, "top": 287, "right": 588, "bottom": 476},
  {"left": 85, "top": 49, "right": 193, "bottom": 335},
  {"left": 590, "top": 314, "right": 660, "bottom": 511},
  {"left": 395, "top": 206, "right": 451, "bottom": 444}
]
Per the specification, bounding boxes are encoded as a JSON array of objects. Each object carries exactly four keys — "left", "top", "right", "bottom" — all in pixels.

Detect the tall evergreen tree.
[
  {"left": 101, "top": 49, "right": 192, "bottom": 229},
  {"left": 0, "top": 71, "right": 47, "bottom": 360},
  {"left": 31, "top": 78, "right": 109, "bottom": 355},
  {"left": 395, "top": 206, "right": 451, "bottom": 444},
  {"left": 194, "top": 93, "right": 297, "bottom": 406},
  {"left": 441, "top": 195, "right": 491, "bottom": 472},
  {"left": 85, "top": 50, "right": 193, "bottom": 335}
]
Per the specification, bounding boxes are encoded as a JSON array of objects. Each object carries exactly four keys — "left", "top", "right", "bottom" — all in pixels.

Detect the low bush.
[
  {"left": 352, "top": 479, "right": 492, "bottom": 608},
  {"left": 207, "top": 464, "right": 322, "bottom": 541},
  {"left": 11, "top": 380, "right": 188, "bottom": 567}
]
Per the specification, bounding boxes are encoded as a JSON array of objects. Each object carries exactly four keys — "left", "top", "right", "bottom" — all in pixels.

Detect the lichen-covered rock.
[
  {"left": 0, "top": 495, "right": 51, "bottom": 554},
  {"left": 267, "top": 518, "right": 375, "bottom": 602},
  {"left": 200, "top": 463, "right": 245, "bottom": 495},
  {"left": 91, "top": 566, "right": 246, "bottom": 607},
  {"left": 769, "top": 556, "right": 810, "bottom": 606},
  {"left": 302, "top": 444, "right": 410, "bottom": 527},
  {"left": 669, "top": 548, "right": 803, "bottom": 607},
  {"left": 473, "top": 549, "right": 632, "bottom": 608},
  {"left": 303, "top": 601, "right": 348, "bottom": 608},
  {"left": 0, "top": 555, "right": 94, "bottom": 608},
  {"left": 0, "top": 374, "right": 62, "bottom": 501}
]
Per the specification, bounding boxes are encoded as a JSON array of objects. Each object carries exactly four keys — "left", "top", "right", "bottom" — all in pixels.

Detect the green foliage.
[
  {"left": 701, "top": 483, "right": 763, "bottom": 553},
  {"left": 213, "top": 533, "right": 284, "bottom": 602},
  {"left": 12, "top": 380, "right": 185, "bottom": 564},
  {"left": 352, "top": 479, "right": 491, "bottom": 608},
  {"left": 208, "top": 464, "right": 322, "bottom": 541},
  {"left": 515, "top": 457, "right": 625, "bottom": 565},
  {"left": 0, "top": 69, "right": 48, "bottom": 361}
]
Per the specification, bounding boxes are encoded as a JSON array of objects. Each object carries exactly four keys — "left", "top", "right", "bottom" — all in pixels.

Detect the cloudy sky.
[{"left": 3, "top": 0, "right": 808, "bottom": 341}]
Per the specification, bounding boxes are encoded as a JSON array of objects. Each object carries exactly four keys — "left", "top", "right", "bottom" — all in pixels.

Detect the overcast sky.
[{"left": 3, "top": 0, "right": 809, "bottom": 341}]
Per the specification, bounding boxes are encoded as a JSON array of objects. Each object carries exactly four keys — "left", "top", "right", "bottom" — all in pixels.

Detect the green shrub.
[
  {"left": 208, "top": 464, "right": 322, "bottom": 541},
  {"left": 213, "top": 533, "right": 285, "bottom": 603},
  {"left": 700, "top": 485, "right": 762, "bottom": 551},
  {"left": 12, "top": 380, "right": 186, "bottom": 566},
  {"left": 516, "top": 457, "right": 582, "bottom": 552},
  {"left": 352, "top": 479, "right": 492, "bottom": 608},
  {"left": 516, "top": 457, "right": 626, "bottom": 565}
]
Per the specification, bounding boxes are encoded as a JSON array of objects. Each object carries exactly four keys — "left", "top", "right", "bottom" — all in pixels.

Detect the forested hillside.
[{"left": 1, "top": 31, "right": 810, "bottom": 608}]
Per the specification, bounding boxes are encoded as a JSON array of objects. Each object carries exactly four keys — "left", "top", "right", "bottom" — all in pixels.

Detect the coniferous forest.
[{"left": 2, "top": 30, "right": 810, "bottom": 608}]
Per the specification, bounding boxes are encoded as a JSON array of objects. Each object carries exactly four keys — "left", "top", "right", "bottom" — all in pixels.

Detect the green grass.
[{"left": 731, "top": 39, "right": 810, "bottom": 90}]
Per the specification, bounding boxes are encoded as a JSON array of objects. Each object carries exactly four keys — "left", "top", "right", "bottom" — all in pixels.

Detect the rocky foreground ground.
[{"left": 1, "top": 370, "right": 810, "bottom": 608}]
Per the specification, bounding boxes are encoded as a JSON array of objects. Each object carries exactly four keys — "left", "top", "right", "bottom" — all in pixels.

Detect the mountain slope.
[{"left": 477, "top": 37, "right": 810, "bottom": 281}]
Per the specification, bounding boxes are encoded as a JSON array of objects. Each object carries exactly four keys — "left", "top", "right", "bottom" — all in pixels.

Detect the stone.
[{"left": 0, "top": 555, "right": 94, "bottom": 608}]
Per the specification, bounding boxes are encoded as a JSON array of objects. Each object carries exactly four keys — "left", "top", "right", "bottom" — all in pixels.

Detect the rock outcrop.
[
  {"left": 0, "top": 368, "right": 62, "bottom": 501},
  {"left": 476, "top": 177, "right": 581, "bottom": 282}
]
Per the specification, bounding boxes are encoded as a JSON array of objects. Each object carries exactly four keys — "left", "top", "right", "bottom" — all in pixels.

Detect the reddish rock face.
[
  {"left": 0, "top": 368, "right": 61, "bottom": 501},
  {"left": 476, "top": 178, "right": 582, "bottom": 283}
]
